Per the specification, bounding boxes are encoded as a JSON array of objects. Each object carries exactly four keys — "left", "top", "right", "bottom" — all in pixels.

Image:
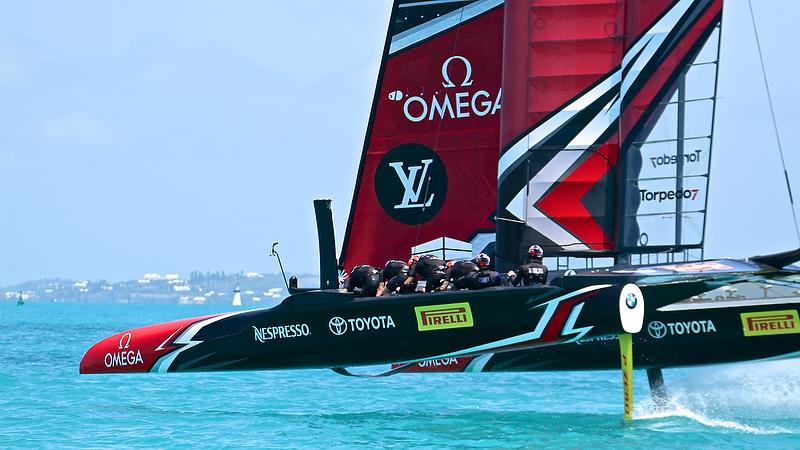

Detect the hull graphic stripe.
[
  {"left": 150, "top": 311, "right": 250, "bottom": 373},
  {"left": 416, "top": 284, "right": 611, "bottom": 360}
]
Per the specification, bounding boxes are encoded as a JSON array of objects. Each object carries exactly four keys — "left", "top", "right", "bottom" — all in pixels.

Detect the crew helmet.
[
  {"left": 385, "top": 259, "right": 408, "bottom": 269},
  {"left": 528, "top": 244, "right": 544, "bottom": 258},
  {"left": 474, "top": 253, "right": 491, "bottom": 268}
]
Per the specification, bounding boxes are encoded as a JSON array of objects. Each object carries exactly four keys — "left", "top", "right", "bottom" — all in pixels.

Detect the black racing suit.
[
  {"left": 461, "top": 266, "right": 502, "bottom": 290},
  {"left": 345, "top": 265, "right": 380, "bottom": 297},
  {"left": 381, "top": 260, "right": 415, "bottom": 295},
  {"left": 510, "top": 259, "right": 549, "bottom": 286},
  {"left": 408, "top": 255, "right": 447, "bottom": 292},
  {"left": 446, "top": 260, "right": 479, "bottom": 290}
]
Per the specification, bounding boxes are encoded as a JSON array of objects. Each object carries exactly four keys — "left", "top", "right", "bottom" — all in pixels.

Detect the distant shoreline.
[{"left": 3, "top": 272, "right": 319, "bottom": 305}]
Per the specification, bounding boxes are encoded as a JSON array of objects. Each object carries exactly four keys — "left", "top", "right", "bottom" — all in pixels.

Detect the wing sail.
[
  {"left": 496, "top": 0, "right": 723, "bottom": 269},
  {"left": 340, "top": 0, "right": 505, "bottom": 271}
]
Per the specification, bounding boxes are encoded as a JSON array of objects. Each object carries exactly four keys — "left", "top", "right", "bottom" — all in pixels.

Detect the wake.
[{"left": 633, "top": 358, "right": 800, "bottom": 434}]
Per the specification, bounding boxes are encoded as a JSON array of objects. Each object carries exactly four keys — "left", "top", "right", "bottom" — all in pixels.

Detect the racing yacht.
[{"left": 80, "top": 0, "right": 800, "bottom": 417}]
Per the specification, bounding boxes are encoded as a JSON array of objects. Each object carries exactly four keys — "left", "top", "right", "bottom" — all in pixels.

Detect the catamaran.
[{"left": 80, "top": 0, "right": 800, "bottom": 418}]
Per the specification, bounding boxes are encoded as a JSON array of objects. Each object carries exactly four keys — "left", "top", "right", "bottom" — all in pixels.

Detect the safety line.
[{"left": 747, "top": 0, "right": 800, "bottom": 245}]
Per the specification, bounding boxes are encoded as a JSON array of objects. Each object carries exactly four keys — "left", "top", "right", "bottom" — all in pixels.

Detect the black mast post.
[
  {"left": 314, "top": 199, "right": 339, "bottom": 290},
  {"left": 675, "top": 70, "right": 686, "bottom": 248}
]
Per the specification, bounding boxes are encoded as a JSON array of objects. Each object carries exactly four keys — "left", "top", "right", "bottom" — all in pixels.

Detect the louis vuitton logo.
[{"left": 389, "top": 159, "right": 435, "bottom": 209}]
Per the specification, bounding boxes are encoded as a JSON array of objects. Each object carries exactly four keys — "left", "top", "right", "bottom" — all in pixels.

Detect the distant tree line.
[{"left": 189, "top": 270, "right": 246, "bottom": 283}]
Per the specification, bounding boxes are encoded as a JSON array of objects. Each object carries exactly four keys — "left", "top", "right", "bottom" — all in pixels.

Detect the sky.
[{"left": 1, "top": 1, "right": 799, "bottom": 286}]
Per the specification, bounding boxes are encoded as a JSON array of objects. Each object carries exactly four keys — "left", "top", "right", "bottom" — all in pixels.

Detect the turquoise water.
[{"left": 2, "top": 303, "right": 799, "bottom": 448}]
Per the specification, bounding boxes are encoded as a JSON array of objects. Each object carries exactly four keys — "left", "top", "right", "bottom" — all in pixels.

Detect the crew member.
[
  {"left": 441, "top": 259, "right": 479, "bottom": 290},
  {"left": 404, "top": 254, "right": 447, "bottom": 292},
  {"left": 509, "top": 245, "right": 549, "bottom": 286},
  {"left": 460, "top": 253, "right": 502, "bottom": 290},
  {"left": 377, "top": 259, "right": 416, "bottom": 296},
  {"left": 345, "top": 264, "right": 381, "bottom": 297}
]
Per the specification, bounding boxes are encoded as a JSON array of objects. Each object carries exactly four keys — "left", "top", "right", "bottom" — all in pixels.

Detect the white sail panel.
[
  {"left": 636, "top": 137, "right": 711, "bottom": 179},
  {"left": 620, "top": 19, "right": 720, "bottom": 254},
  {"left": 633, "top": 212, "right": 706, "bottom": 247},
  {"left": 632, "top": 176, "right": 708, "bottom": 215},
  {"left": 692, "top": 26, "right": 720, "bottom": 65}
]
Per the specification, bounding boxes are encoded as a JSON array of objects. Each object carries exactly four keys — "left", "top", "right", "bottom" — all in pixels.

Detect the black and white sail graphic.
[{"left": 619, "top": 21, "right": 721, "bottom": 261}]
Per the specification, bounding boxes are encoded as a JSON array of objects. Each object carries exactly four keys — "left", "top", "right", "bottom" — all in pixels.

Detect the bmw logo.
[
  {"left": 647, "top": 321, "right": 667, "bottom": 339},
  {"left": 328, "top": 317, "right": 347, "bottom": 336},
  {"left": 625, "top": 292, "right": 638, "bottom": 309}
]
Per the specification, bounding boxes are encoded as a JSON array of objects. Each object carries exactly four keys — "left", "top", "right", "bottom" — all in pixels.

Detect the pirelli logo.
[
  {"left": 740, "top": 310, "right": 800, "bottom": 337},
  {"left": 415, "top": 302, "right": 473, "bottom": 332}
]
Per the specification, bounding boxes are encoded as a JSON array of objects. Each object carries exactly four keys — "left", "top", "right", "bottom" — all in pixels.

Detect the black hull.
[
  {"left": 403, "top": 297, "right": 800, "bottom": 373},
  {"left": 80, "top": 283, "right": 643, "bottom": 374},
  {"left": 81, "top": 256, "right": 800, "bottom": 376}
]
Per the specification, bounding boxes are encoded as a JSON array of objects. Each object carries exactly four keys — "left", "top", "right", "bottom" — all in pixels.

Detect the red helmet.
[
  {"left": 528, "top": 245, "right": 544, "bottom": 258},
  {"left": 474, "top": 253, "right": 491, "bottom": 268},
  {"left": 408, "top": 255, "right": 420, "bottom": 266}
]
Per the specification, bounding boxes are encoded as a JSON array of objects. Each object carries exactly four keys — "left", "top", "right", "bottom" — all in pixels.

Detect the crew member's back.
[
  {"left": 405, "top": 254, "right": 447, "bottom": 292},
  {"left": 444, "top": 259, "right": 479, "bottom": 290},
  {"left": 379, "top": 260, "right": 416, "bottom": 295},
  {"left": 345, "top": 265, "right": 381, "bottom": 297},
  {"left": 460, "top": 253, "right": 501, "bottom": 290},
  {"left": 510, "top": 245, "right": 548, "bottom": 286}
]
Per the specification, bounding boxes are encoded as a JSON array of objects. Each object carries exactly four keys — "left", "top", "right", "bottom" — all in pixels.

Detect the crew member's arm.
[
  {"left": 439, "top": 268, "right": 455, "bottom": 291},
  {"left": 404, "top": 264, "right": 417, "bottom": 285},
  {"left": 507, "top": 269, "right": 519, "bottom": 286},
  {"left": 375, "top": 281, "right": 387, "bottom": 297}
]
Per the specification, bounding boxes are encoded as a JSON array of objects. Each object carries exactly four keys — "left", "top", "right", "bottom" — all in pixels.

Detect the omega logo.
[
  {"left": 441, "top": 55, "right": 473, "bottom": 88},
  {"left": 118, "top": 332, "right": 132, "bottom": 350}
]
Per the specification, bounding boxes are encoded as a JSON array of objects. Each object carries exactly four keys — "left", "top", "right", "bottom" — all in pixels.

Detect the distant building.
[{"left": 4, "top": 270, "right": 293, "bottom": 304}]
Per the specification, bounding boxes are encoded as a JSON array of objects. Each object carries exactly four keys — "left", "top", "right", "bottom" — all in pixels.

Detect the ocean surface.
[{"left": 2, "top": 302, "right": 799, "bottom": 449}]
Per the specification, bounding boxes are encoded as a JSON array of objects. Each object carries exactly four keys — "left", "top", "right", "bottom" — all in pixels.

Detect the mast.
[{"left": 675, "top": 71, "right": 686, "bottom": 248}]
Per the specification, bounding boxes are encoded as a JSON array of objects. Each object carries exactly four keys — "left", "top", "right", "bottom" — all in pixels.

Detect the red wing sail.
[
  {"left": 340, "top": 0, "right": 505, "bottom": 271},
  {"left": 496, "top": 0, "right": 722, "bottom": 267}
]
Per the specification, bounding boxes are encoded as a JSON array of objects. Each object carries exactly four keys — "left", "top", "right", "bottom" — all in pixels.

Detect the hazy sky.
[{"left": 1, "top": 1, "right": 799, "bottom": 286}]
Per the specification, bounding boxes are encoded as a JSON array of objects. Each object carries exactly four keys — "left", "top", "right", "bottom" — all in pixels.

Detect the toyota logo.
[
  {"left": 647, "top": 321, "right": 667, "bottom": 339},
  {"left": 329, "top": 317, "right": 347, "bottom": 336},
  {"left": 625, "top": 292, "right": 638, "bottom": 309}
]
